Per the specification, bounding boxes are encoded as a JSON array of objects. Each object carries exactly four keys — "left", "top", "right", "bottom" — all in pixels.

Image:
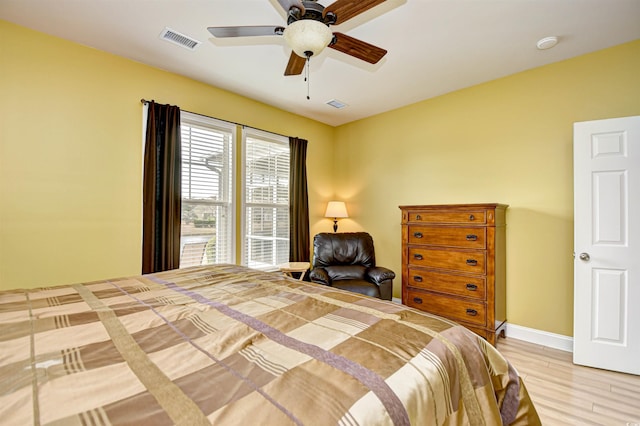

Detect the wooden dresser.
[{"left": 400, "top": 204, "right": 508, "bottom": 345}]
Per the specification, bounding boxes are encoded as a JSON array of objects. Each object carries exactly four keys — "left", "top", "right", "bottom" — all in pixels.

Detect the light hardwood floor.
[{"left": 497, "top": 337, "right": 640, "bottom": 425}]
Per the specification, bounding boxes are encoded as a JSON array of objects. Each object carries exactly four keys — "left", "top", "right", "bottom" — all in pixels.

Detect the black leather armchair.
[{"left": 309, "top": 232, "right": 395, "bottom": 300}]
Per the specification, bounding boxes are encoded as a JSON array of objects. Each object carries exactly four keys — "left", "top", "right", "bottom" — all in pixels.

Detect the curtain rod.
[{"left": 140, "top": 98, "right": 293, "bottom": 139}]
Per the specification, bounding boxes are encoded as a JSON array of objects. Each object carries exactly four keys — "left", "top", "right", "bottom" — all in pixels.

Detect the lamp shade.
[
  {"left": 324, "top": 201, "right": 348, "bottom": 218},
  {"left": 283, "top": 19, "right": 333, "bottom": 58}
]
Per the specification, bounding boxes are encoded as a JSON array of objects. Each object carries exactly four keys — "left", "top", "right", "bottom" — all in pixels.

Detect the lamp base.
[{"left": 333, "top": 219, "right": 338, "bottom": 232}]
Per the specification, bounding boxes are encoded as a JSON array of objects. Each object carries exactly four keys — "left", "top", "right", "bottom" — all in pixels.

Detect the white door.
[{"left": 573, "top": 115, "right": 640, "bottom": 375}]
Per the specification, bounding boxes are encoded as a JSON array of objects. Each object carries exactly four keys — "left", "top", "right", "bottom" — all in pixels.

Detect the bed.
[{"left": 0, "top": 264, "right": 540, "bottom": 425}]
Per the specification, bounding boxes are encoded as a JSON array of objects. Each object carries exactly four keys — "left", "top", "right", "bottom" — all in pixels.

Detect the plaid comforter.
[{"left": 0, "top": 264, "right": 540, "bottom": 425}]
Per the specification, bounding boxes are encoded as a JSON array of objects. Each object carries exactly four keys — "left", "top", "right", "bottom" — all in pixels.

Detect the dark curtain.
[
  {"left": 142, "top": 101, "right": 182, "bottom": 274},
  {"left": 289, "top": 137, "right": 310, "bottom": 262}
]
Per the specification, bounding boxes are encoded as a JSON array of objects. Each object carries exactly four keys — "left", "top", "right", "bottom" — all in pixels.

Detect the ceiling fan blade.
[
  {"left": 208, "top": 26, "right": 284, "bottom": 38},
  {"left": 276, "top": 0, "right": 305, "bottom": 14},
  {"left": 284, "top": 51, "right": 306, "bottom": 76},
  {"left": 329, "top": 32, "right": 387, "bottom": 64},
  {"left": 324, "top": 0, "right": 387, "bottom": 25}
]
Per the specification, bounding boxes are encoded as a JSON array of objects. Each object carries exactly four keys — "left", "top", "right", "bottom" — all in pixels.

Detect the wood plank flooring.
[{"left": 497, "top": 337, "right": 640, "bottom": 426}]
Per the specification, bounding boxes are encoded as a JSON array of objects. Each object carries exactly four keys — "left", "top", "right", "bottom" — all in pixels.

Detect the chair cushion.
[{"left": 325, "top": 265, "right": 366, "bottom": 281}]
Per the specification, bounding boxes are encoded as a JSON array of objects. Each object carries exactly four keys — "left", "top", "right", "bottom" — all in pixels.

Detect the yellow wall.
[
  {"left": 2, "top": 18, "right": 639, "bottom": 337},
  {"left": 333, "top": 40, "right": 640, "bottom": 336},
  {"left": 0, "top": 20, "right": 334, "bottom": 289}
]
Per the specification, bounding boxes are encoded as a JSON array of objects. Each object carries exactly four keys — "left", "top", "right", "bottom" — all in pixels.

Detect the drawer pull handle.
[
  {"left": 469, "top": 214, "right": 475, "bottom": 221},
  {"left": 414, "top": 254, "right": 424, "bottom": 260},
  {"left": 413, "top": 297, "right": 423, "bottom": 304},
  {"left": 413, "top": 232, "right": 423, "bottom": 238},
  {"left": 466, "top": 234, "right": 478, "bottom": 241},
  {"left": 466, "top": 283, "right": 478, "bottom": 291},
  {"left": 466, "top": 259, "right": 478, "bottom": 266},
  {"left": 466, "top": 309, "right": 478, "bottom": 316},
  {"left": 416, "top": 214, "right": 422, "bottom": 220},
  {"left": 414, "top": 276, "right": 423, "bottom": 282}
]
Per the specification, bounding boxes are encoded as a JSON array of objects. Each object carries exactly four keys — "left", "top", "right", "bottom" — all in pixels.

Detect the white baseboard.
[
  {"left": 505, "top": 323, "right": 573, "bottom": 353},
  {"left": 392, "top": 297, "right": 402, "bottom": 304}
]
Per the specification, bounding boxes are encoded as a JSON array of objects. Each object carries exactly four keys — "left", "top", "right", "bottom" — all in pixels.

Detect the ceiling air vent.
[
  {"left": 159, "top": 27, "right": 201, "bottom": 50},
  {"left": 326, "top": 99, "right": 348, "bottom": 109}
]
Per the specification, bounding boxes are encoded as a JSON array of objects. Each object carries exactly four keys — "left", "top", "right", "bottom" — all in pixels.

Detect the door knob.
[{"left": 579, "top": 252, "right": 590, "bottom": 261}]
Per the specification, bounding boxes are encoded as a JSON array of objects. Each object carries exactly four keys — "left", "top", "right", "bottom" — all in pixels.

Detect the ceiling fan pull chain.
[{"left": 305, "top": 56, "right": 310, "bottom": 100}]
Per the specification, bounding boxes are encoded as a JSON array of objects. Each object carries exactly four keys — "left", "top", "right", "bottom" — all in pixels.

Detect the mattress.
[{"left": 0, "top": 264, "right": 540, "bottom": 425}]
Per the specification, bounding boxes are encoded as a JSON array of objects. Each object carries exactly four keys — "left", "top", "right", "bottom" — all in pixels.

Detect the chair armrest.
[
  {"left": 309, "top": 267, "right": 331, "bottom": 285},
  {"left": 366, "top": 267, "right": 396, "bottom": 285}
]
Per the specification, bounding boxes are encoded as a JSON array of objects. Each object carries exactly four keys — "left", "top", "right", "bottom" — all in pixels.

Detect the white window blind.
[
  {"left": 180, "top": 112, "right": 235, "bottom": 267},
  {"left": 242, "top": 128, "right": 290, "bottom": 270}
]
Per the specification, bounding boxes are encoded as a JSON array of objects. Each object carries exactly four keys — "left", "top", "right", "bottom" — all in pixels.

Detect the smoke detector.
[{"left": 536, "top": 36, "right": 558, "bottom": 50}]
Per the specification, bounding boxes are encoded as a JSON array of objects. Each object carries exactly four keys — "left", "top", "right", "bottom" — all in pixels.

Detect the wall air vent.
[
  {"left": 326, "top": 99, "right": 348, "bottom": 109},
  {"left": 159, "top": 27, "right": 201, "bottom": 50}
]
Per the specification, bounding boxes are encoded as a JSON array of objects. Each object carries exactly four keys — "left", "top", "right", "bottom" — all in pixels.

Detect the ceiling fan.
[{"left": 207, "top": 0, "right": 389, "bottom": 76}]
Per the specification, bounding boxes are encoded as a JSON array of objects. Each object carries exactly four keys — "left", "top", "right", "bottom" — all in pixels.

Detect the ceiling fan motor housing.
[{"left": 287, "top": 1, "right": 336, "bottom": 26}]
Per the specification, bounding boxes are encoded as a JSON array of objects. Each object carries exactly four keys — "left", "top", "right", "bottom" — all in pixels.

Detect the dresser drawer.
[
  {"left": 409, "top": 210, "right": 487, "bottom": 224},
  {"left": 408, "top": 225, "right": 486, "bottom": 249},
  {"left": 406, "top": 290, "right": 487, "bottom": 326},
  {"left": 409, "top": 248, "right": 486, "bottom": 274},
  {"left": 464, "top": 324, "right": 489, "bottom": 340},
  {"left": 408, "top": 268, "right": 486, "bottom": 300}
]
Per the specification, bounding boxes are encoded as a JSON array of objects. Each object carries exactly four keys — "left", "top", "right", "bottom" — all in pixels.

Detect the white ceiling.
[{"left": 1, "top": 0, "right": 639, "bottom": 126}]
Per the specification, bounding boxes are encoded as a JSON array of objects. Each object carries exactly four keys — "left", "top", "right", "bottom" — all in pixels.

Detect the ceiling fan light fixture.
[{"left": 283, "top": 19, "right": 333, "bottom": 58}]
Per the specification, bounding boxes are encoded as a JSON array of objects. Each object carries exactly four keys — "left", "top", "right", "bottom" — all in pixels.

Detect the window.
[
  {"left": 242, "top": 128, "right": 290, "bottom": 270},
  {"left": 176, "top": 113, "right": 289, "bottom": 270},
  {"left": 180, "top": 112, "right": 235, "bottom": 266}
]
